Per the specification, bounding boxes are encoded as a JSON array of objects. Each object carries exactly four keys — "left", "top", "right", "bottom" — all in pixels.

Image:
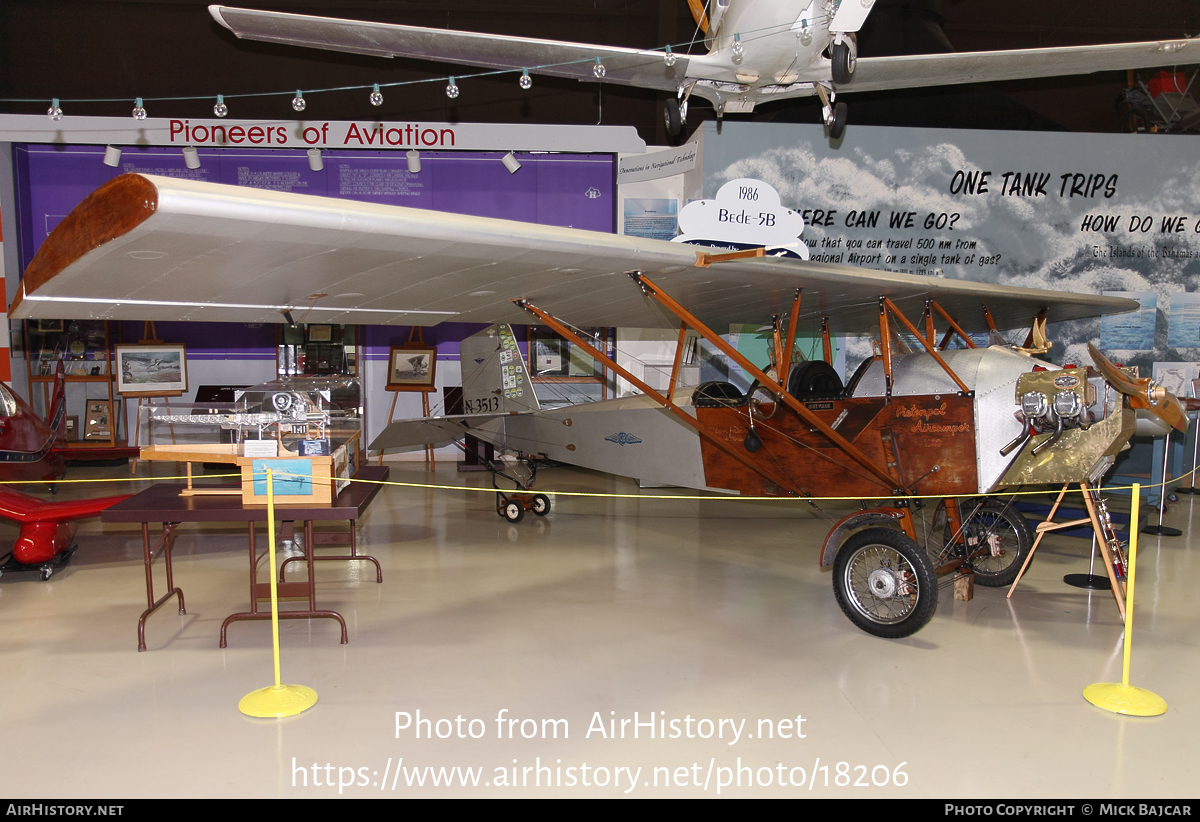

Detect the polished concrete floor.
[{"left": 1, "top": 457, "right": 1197, "bottom": 798}]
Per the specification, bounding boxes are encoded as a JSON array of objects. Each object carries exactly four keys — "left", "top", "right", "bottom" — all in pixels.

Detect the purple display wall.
[{"left": 11, "top": 144, "right": 615, "bottom": 360}]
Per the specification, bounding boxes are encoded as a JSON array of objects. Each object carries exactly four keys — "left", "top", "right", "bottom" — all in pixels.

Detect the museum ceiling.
[{"left": 1, "top": 1, "right": 1197, "bottom": 142}]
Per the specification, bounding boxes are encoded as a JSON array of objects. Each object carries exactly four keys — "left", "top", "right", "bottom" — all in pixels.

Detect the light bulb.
[
  {"left": 132, "top": 98, "right": 147, "bottom": 119},
  {"left": 292, "top": 90, "right": 306, "bottom": 112},
  {"left": 213, "top": 95, "right": 228, "bottom": 117},
  {"left": 664, "top": 46, "right": 676, "bottom": 67},
  {"left": 519, "top": 70, "right": 532, "bottom": 90},
  {"left": 47, "top": 98, "right": 63, "bottom": 120},
  {"left": 593, "top": 58, "right": 606, "bottom": 79},
  {"left": 370, "top": 84, "right": 383, "bottom": 106},
  {"left": 446, "top": 77, "right": 459, "bottom": 98}
]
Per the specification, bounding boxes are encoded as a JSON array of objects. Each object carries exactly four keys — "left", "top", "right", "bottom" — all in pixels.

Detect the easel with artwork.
[
  {"left": 377, "top": 328, "right": 437, "bottom": 468},
  {"left": 122, "top": 325, "right": 189, "bottom": 473}
]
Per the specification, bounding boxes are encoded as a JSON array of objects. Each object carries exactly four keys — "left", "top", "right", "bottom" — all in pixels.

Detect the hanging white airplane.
[
  {"left": 10, "top": 172, "right": 1185, "bottom": 638},
  {"left": 208, "top": 2, "right": 1196, "bottom": 138}
]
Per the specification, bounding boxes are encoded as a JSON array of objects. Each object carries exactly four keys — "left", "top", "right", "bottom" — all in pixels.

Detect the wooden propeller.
[{"left": 1087, "top": 343, "right": 1188, "bottom": 433}]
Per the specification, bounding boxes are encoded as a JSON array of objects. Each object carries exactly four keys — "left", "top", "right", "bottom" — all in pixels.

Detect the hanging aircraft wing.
[
  {"left": 11, "top": 173, "right": 1137, "bottom": 333},
  {"left": 209, "top": 5, "right": 691, "bottom": 92},
  {"left": 843, "top": 41, "right": 1196, "bottom": 95},
  {"left": 208, "top": 5, "right": 1195, "bottom": 103}
]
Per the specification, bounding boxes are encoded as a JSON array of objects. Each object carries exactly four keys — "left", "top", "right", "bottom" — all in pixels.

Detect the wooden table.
[{"left": 103, "top": 466, "right": 389, "bottom": 650}]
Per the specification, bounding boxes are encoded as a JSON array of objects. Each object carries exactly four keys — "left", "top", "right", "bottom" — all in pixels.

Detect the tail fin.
[
  {"left": 459, "top": 324, "right": 540, "bottom": 415},
  {"left": 47, "top": 360, "right": 68, "bottom": 439}
]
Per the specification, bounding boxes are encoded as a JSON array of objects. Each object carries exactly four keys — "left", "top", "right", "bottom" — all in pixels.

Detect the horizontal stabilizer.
[
  {"left": 369, "top": 413, "right": 510, "bottom": 453},
  {"left": 0, "top": 489, "right": 131, "bottom": 524}
]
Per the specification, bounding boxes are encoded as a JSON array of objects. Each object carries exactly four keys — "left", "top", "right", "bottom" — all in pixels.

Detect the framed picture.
[
  {"left": 116, "top": 344, "right": 188, "bottom": 395},
  {"left": 386, "top": 346, "right": 437, "bottom": 391},
  {"left": 308, "top": 324, "right": 333, "bottom": 343},
  {"left": 65, "top": 415, "right": 79, "bottom": 442}
]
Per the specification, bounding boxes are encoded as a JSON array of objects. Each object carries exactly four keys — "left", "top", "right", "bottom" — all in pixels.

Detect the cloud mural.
[{"left": 703, "top": 123, "right": 1200, "bottom": 374}]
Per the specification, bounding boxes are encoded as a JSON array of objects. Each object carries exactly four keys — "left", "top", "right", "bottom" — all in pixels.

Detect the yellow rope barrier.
[{"left": 8, "top": 463, "right": 1199, "bottom": 505}]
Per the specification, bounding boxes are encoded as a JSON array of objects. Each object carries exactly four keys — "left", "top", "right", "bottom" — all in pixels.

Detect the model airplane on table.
[
  {"left": 209, "top": 1, "right": 1196, "bottom": 137},
  {"left": 0, "top": 366, "right": 131, "bottom": 580},
  {"left": 11, "top": 172, "right": 1185, "bottom": 635}
]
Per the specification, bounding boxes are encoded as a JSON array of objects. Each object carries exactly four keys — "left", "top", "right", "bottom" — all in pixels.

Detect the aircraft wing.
[
  {"left": 210, "top": 5, "right": 1196, "bottom": 100},
  {"left": 843, "top": 41, "right": 1196, "bottom": 95},
  {"left": 209, "top": 5, "right": 689, "bottom": 93},
  {"left": 12, "top": 173, "right": 1137, "bottom": 333}
]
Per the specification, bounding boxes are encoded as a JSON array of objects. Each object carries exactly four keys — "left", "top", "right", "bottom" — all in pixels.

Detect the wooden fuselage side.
[{"left": 695, "top": 394, "right": 979, "bottom": 498}]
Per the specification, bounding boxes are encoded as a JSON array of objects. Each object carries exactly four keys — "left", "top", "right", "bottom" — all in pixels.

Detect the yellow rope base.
[
  {"left": 239, "top": 683, "right": 318, "bottom": 718},
  {"left": 1083, "top": 682, "right": 1167, "bottom": 717}
]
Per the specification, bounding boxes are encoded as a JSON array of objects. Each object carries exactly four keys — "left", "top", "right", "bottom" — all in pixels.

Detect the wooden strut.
[
  {"left": 881, "top": 298, "right": 972, "bottom": 396},
  {"left": 625, "top": 273, "right": 905, "bottom": 493},
  {"left": 513, "top": 300, "right": 810, "bottom": 498}
]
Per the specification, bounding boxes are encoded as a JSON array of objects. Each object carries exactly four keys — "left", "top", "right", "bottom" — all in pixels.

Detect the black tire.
[
  {"left": 503, "top": 500, "right": 525, "bottom": 523},
  {"left": 663, "top": 97, "right": 682, "bottom": 136},
  {"left": 531, "top": 494, "right": 551, "bottom": 516},
  {"left": 958, "top": 499, "right": 1034, "bottom": 587},
  {"left": 831, "top": 38, "right": 855, "bottom": 84},
  {"left": 832, "top": 528, "right": 938, "bottom": 638},
  {"left": 40, "top": 566, "right": 53, "bottom": 581},
  {"left": 830, "top": 101, "right": 848, "bottom": 140}
]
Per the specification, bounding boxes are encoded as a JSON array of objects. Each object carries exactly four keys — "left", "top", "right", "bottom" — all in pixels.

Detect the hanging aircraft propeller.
[{"left": 1087, "top": 343, "right": 1188, "bottom": 433}]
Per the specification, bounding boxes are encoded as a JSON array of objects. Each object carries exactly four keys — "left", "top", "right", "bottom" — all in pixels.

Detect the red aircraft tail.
[{"left": 47, "top": 360, "right": 67, "bottom": 440}]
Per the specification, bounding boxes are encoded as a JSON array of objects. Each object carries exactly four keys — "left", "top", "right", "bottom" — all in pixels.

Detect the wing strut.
[
  {"left": 627, "top": 273, "right": 905, "bottom": 493},
  {"left": 512, "top": 299, "right": 812, "bottom": 498}
]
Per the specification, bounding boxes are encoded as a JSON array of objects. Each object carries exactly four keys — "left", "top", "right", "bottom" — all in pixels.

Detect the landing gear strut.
[{"left": 815, "top": 83, "right": 848, "bottom": 140}]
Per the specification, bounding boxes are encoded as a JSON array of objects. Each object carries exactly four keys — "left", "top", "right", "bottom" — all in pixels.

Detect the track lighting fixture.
[{"left": 501, "top": 152, "right": 521, "bottom": 174}]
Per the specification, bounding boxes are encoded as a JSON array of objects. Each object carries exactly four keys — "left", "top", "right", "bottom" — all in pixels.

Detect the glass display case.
[{"left": 140, "top": 375, "right": 363, "bottom": 475}]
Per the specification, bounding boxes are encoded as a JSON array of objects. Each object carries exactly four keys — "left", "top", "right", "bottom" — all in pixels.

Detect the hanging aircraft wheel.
[
  {"left": 503, "top": 499, "right": 525, "bottom": 523},
  {"left": 663, "top": 97, "right": 682, "bottom": 137},
  {"left": 40, "top": 566, "right": 54, "bottom": 581},
  {"left": 958, "top": 499, "right": 1034, "bottom": 588},
  {"left": 830, "top": 37, "right": 856, "bottom": 84},
  {"left": 531, "top": 494, "right": 551, "bottom": 516},
  {"left": 829, "top": 101, "right": 848, "bottom": 140},
  {"left": 832, "top": 528, "right": 937, "bottom": 638}
]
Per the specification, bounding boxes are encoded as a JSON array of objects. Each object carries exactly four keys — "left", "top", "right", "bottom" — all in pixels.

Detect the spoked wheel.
[
  {"left": 531, "top": 494, "right": 551, "bottom": 516},
  {"left": 832, "top": 528, "right": 937, "bottom": 638},
  {"left": 502, "top": 500, "right": 525, "bottom": 523},
  {"left": 958, "top": 500, "right": 1034, "bottom": 587}
]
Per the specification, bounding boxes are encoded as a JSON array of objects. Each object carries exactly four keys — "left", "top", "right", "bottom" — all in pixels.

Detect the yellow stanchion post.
[
  {"left": 1083, "top": 482, "right": 1167, "bottom": 716},
  {"left": 239, "top": 468, "right": 319, "bottom": 718}
]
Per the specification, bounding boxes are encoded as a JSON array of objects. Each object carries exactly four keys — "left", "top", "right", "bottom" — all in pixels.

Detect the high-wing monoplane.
[
  {"left": 208, "top": 1, "right": 1197, "bottom": 138},
  {"left": 11, "top": 173, "right": 1182, "bottom": 635},
  {"left": 0, "top": 366, "right": 131, "bottom": 580}
]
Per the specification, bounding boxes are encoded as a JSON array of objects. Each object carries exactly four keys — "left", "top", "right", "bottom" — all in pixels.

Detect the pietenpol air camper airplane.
[
  {"left": 208, "top": 1, "right": 1197, "bottom": 138},
  {"left": 11, "top": 173, "right": 1185, "bottom": 636}
]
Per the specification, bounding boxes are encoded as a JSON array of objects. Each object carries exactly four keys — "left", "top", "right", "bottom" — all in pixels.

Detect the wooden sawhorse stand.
[{"left": 1006, "top": 482, "right": 1127, "bottom": 620}]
